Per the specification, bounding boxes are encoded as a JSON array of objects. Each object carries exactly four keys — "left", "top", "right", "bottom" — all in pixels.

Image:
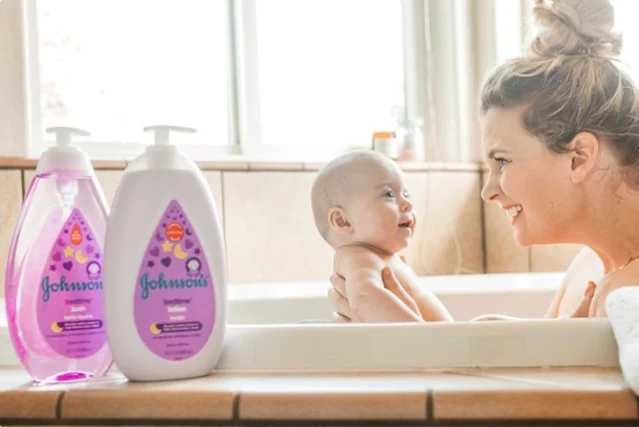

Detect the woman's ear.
[
  {"left": 328, "top": 207, "right": 352, "bottom": 235},
  {"left": 567, "top": 131, "right": 599, "bottom": 184}
]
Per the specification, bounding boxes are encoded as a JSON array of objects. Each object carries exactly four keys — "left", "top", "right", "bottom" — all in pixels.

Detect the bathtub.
[
  {"left": 0, "top": 272, "right": 619, "bottom": 372},
  {"left": 226, "top": 271, "right": 564, "bottom": 324}
]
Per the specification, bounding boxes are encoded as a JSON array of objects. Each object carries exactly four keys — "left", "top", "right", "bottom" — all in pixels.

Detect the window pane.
[
  {"left": 612, "top": 0, "right": 639, "bottom": 82},
  {"left": 37, "top": 0, "right": 228, "bottom": 146},
  {"left": 255, "top": 0, "right": 404, "bottom": 148}
]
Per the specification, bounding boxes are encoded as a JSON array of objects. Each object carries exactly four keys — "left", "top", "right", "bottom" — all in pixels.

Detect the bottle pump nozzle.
[
  {"left": 143, "top": 125, "right": 197, "bottom": 145},
  {"left": 45, "top": 127, "right": 90, "bottom": 148}
]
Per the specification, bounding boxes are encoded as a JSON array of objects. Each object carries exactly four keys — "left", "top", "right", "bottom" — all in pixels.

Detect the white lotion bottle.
[{"left": 102, "top": 125, "right": 227, "bottom": 381}]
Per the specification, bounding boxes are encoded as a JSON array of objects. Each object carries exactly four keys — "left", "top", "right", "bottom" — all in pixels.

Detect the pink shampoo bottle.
[{"left": 4, "top": 127, "right": 113, "bottom": 383}]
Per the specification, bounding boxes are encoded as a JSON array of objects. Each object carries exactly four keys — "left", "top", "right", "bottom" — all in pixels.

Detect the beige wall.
[{"left": 0, "top": 163, "right": 582, "bottom": 298}]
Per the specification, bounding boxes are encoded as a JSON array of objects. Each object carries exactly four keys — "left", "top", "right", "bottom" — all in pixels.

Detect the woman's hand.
[
  {"left": 328, "top": 267, "right": 421, "bottom": 322},
  {"left": 378, "top": 267, "right": 421, "bottom": 315},
  {"left": 328, "top": 273, "right": 357, "bottom": 323}
]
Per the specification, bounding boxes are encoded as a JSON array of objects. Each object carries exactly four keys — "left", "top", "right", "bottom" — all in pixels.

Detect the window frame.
[
  {"left": 6, "top": 0, "right": 529, "bottom": 163},
  {"left": 22, "top": 0, "right": 417, "bottom": 162},
  {"left": 23, "top": 0, "right": 238, "bottom": 161}
]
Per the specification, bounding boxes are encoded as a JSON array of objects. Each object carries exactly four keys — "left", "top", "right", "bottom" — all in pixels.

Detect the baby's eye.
[
  {"left": 403, "top": 190, "right": 410, "bottom": 198},
  {"left": 383, "top": 190, "right": 395, "bottom": 198},
  {"left": 495, "top": 157, "right": 510, "bottom": 170}
]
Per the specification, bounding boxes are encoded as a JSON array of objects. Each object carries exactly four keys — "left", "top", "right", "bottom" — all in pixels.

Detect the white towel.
[{"left": 606, "top": 286, "right": 639, "bottom": 395}]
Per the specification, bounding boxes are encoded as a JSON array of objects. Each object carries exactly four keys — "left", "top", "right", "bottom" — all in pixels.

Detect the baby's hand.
[{"left": 569, "top": 281, "right": 596, "bottom": 318}]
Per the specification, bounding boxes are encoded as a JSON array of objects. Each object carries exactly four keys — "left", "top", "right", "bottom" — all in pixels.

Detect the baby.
[{"left": 311, "top": 151, "right": 453, "bottom": 323}]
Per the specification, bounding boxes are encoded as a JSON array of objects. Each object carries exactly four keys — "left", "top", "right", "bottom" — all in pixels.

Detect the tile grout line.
[
  {"left": 221, "top": 172, "right": 227, "bottom": 252},
  {"left": 479, "top": 171, "right": 488, "bottom": 273},
  {"left": 426, "top": 389, "right": 434, "bottom": 424},
  {"left": 20, "top": 169, "right": 26, "bottom": 199},
  {"left": 55, "top": 391, "right": 65, "bottom": 420},
  {"left": 232, "top": 391, "right": 241, "bottom": 421}
]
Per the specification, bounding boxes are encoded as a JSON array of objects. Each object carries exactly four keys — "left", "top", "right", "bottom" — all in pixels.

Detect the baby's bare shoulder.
[
  {"left": 335, "top": 245, "right": 374, "bottom": 257},
  {"left": 334, "top": 245, "right": 388, "bottom": 274}
]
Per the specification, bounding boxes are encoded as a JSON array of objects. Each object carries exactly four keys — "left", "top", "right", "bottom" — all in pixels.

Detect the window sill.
[{"left": 0, "top": 156, "right": 483, "bottom": 172}]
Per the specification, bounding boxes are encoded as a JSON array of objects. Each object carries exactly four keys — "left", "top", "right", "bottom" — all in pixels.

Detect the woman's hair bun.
[{"left": 529, "top": 0, "right": 622, "bottom": 58}]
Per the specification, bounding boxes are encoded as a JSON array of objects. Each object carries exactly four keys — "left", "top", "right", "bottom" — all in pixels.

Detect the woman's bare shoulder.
[
  {"left": 591, "top": 260, "right": 639, "bottom": 317},
  {"left": 560, "top": 247, "right": 603, "bottom": 287},
  {"left": 546, "top": 247, "right": 603, "bottom": 318},
  {"left": 567, "top": 247, "right": 602, "bottom": 271}
]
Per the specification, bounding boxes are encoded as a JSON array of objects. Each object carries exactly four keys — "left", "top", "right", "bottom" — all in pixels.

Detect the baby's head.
[{"left": 311, "top": 151, "right": 416, "bottom": 254}]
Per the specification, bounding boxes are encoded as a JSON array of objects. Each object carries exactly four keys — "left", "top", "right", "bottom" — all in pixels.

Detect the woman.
[{"left": 329, "top": 0, "right": 639, "bottom": 321}]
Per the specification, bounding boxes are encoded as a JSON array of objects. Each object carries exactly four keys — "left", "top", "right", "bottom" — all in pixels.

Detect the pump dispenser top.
[
  {"left": 47, "top": 126, "right": 90, "bottom": 148},
  {"left": 144, "top": 125, "right": 196, "bottom": 145},
  {"left": 36, "top": 126, "right": 93, "bottom": 175}
]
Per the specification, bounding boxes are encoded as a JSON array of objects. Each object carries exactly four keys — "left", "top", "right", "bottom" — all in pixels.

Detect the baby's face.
[{"left": 345, "top": 161, "right": 416, "bottom": 254}]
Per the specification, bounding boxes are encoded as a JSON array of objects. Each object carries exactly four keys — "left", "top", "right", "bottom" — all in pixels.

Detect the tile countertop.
[{"left": 0, "top": 367, "right": 637, "bottom": 426}]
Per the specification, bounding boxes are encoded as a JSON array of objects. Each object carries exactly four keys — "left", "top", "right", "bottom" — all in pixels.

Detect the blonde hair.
[{"left": 481, "top": 0, "right": 639, "bottom": 184}]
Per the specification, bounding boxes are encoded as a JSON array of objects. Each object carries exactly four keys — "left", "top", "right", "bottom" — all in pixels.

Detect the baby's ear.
[{"left": 328, "top": 207, "right": 352, "bottom": 234}]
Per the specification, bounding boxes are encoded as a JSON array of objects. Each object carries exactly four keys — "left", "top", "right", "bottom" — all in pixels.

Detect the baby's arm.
[
  {"left": 392, "top": 257, "right": 453, "bottom": 322},
  {"left": 402, "top": 282, "right": 454, "bottom": 322},
  {"left": 336, "top": 247, "right": 422, "bottom": 323}
]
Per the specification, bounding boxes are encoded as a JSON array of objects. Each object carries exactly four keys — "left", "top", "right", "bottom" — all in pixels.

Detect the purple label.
[
  {"left": 37, "top": 209, "right": 106, "bottom": 358},
  {"left": 134, "top": 200, "right": 215, "bottom": 361}
]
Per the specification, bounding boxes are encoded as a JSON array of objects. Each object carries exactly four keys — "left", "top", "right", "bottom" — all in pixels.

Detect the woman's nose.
[{"left": 481, "top": 174, "right": 500, "bottom": 202}]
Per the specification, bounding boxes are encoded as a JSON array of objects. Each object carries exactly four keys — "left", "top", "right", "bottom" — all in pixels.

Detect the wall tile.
[
  {"left": 0, "top": 171, "right": 23, "bottom": 298},
  {"left": 402, "top": 172, "right": 484, "bottom": 275},
  {"left": 204, "top": 171, "right": 223, "bottom": 226},
  {"left": 22, "top": 169, "right": 34, "bottom": 194},
  {"left": 95, "top": 170, "right": 121, "bottom": 205},
  {"left": 223, "top": 172, "right": 333, "bottom": 283}
]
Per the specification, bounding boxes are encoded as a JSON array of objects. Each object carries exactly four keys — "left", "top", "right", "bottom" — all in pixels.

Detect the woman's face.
[{"left": 480, "top": 106, "right": 580, "bottom": 246}]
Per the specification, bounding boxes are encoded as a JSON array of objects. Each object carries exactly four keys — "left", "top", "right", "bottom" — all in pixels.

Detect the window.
[
  {"left": 611, "top": 0, "right": 639, "bottom": 81},
  {"left": 252, "top": 0, "right": 404, "bottom": 150},
  {"left": 29, "top": 0, "right": 407, "bottom": 160},
  {"left": 34, "top": 0, "right": 230, "bottom": 157},
  {"left": 494, "top": 0, "right": 529, "bottom": 62}
]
